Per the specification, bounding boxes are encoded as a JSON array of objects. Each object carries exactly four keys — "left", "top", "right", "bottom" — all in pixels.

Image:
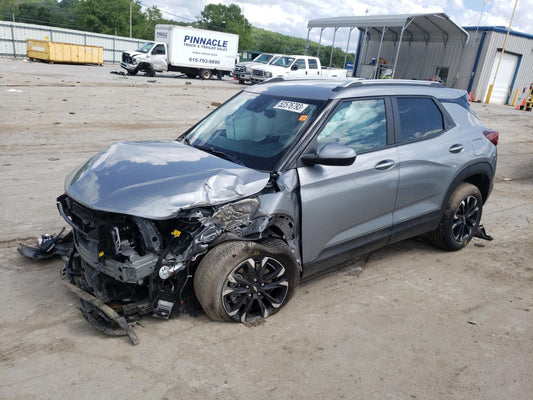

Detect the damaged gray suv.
[{"left": 36, "top": 79, "right": 499, "bottom": 342}]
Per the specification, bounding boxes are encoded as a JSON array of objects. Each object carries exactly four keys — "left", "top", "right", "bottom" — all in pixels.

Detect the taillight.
[{"left": 483, "top": 129, "right": 499, "bottom": 146}]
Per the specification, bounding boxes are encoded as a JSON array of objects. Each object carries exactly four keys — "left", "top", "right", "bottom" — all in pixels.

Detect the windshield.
[
  {"left": 253, "top": 54, "right": 274, "bottom": 64},
  {"left": 272, "top": 56, "right": 295, "bottom": 68},
  {"left": 184, "top": 92, "right": 325, "bottom": 171},
  {"left": 136, "top": 42, "right": 155, "bottom": 53}
]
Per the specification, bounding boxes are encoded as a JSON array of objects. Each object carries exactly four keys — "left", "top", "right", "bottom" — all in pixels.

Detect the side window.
[
  {"left": 152, "top": 44, "right": 166, "bottom": 55},
  {"left": 295, "top": 59, "right": 307, "bottom": 69},
  {"left": 308, "top": 59, "right": 318, "bottom": 69},
  {"left": 317, "top": 99, "right": 387, "bottom": 153},
  {"left": 397, "top": 97, "right": 444, "bottom": 142}
]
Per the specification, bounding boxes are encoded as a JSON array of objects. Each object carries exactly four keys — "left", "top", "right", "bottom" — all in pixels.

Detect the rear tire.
[
  {"left": 430, "top": 183, "right": 482, "bottom": 251},
  {"left": 200, "top": 69, "right": 212, "bottom": 80},
  {"left": 194, "top": 239, "right": 299, "bottom": 322}
]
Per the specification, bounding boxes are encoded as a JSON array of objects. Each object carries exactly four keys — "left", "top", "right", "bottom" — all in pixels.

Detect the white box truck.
[{"left": 121, "top": 25, "right": 239, "bottom": 79}]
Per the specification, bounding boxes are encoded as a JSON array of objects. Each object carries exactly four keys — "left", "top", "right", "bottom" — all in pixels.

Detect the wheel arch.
[
  {"left": 443, "top": 162, "right": 494, "bottom": 208},
  {"left": 202, "top": 212, "right": 302, "bottom": 273}
]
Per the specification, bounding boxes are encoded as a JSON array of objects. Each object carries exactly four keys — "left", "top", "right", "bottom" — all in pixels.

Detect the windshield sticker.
[
  {"left": 274, "top": 100, "right": 309, "bottom": 113},
  {"left": 298, "top": 115, "right": 308, "bottom": 122}
]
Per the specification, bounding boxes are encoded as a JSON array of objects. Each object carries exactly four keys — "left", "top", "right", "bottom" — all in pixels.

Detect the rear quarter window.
[{"left": 396, "top": 97, "right": 444, "bottom": 142}]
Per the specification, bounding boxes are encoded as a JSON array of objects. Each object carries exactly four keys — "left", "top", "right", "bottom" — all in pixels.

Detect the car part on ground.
[
  {"left": 18, "top": 79, "right": 498, "bottom": 343},
  {"left": 17, "top": 228, "right": 73, "bottom": 260}
]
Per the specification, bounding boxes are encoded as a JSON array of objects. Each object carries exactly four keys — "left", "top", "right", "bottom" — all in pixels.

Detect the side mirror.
[
  {"left": 291, "top": 64, "right": 299, "bottom": 71},
  {"left": 301, "top": 143, "right": 356, "bottom": 166}
]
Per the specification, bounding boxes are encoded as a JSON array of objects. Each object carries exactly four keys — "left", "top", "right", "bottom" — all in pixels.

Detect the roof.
[
  {"left": 307, "top": 13, "right": 469, "bottom": 45},
  {"left": 245, "top": 79, "right": 466, "bottom": 101},
  {"left": 463, "top": 26, "right": 533, "bottom": 40}
]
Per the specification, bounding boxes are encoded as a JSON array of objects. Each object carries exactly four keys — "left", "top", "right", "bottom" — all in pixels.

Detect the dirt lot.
[{"left": 0, "top": 57, "right": 532, "bottom": 400}]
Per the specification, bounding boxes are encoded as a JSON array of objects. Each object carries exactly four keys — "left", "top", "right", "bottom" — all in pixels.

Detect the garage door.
[{"left": 484, "top": 51, "right": 519, "bottom": 104}]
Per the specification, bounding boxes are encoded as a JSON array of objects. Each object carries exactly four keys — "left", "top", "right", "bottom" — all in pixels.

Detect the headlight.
[{"left": 265, "top": 72, "right": 272, "bottom": 78}]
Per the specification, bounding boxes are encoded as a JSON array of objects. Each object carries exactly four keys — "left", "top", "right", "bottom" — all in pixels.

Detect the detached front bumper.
[{"left": 63, "top": 280, "right": 140, "bottom": 345}]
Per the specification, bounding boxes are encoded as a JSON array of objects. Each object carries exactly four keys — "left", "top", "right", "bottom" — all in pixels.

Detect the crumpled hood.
[{"left": 65, "top": 141, "right": 270, "bottom": 219}]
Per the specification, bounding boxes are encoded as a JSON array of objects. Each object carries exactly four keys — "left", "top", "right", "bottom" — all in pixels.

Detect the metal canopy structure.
[{"left": 306, "top": 13, "right": 469, "bottom": 78}]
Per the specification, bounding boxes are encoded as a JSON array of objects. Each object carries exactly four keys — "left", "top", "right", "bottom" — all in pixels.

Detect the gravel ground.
[{"left": 0, "top": 57, "right": 532, "bottom": 400}]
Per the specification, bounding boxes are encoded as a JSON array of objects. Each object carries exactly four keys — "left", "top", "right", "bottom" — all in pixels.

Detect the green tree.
[
  {"left": 251, "top": 27, "right": 352, "bottom": 68},
  {"left": 198, "top": 4, "right": 252, "bottom": 50},
  {"left": 136, "top": 5, "right": 165, "bottom": 40},
  {"left": 0, "top": 0, "right": 20, "bottom": 21},
  {"left": 75, "top": 0, "right": 144, "bottom": 37},
  {"left": 1, "top": 0, "right": 78, "bottom": 28}
]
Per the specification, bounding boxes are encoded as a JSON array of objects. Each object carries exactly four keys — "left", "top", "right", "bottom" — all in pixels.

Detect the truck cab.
[{"left": 121, "top": 42, "right": 168, "bottom": 76}]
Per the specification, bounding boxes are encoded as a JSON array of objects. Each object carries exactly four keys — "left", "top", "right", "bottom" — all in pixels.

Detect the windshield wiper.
[{"left": 193, "top": 144, "right": 244, "bottom": 166}]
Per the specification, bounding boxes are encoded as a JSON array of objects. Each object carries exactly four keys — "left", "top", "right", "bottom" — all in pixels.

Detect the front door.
[
  {"left": 150, "top": 44, "right": 167, "bottom": 71},
  {"left": 297, "top": 98, "right": 399, "bottom": 264}
]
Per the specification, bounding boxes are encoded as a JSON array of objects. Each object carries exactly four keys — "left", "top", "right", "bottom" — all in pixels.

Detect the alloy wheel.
[
  {"left": 451, "top": 195, "right": 480, "bottom": 242},
  {"left": 222, "top": 256, "right": 289, "bottom": 322}
]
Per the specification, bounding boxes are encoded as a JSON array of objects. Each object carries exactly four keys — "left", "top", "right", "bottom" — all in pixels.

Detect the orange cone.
[{"left": 468, "top": 92, "right": 472, "bottom": 102}]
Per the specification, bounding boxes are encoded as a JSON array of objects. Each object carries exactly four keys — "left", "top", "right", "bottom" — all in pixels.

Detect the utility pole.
[
  {"left": 485, "top": 0, "right": 519, "bottom": 103},
  {"left": 129, "top": 0, "right": 133, "bottom": 38}
]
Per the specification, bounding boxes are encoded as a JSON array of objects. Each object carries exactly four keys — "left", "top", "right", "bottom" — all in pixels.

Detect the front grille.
[
  {"left": 234, "top": 65, "right": 245, "bottom": 73},
  {"left": 253, "top": 70, "right": 264, "bottom": 77},
  {"left": 122, "top": 53, "right": 132, "bottom": 63}
]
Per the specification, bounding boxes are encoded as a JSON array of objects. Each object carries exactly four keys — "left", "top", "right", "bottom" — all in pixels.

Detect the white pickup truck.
[
  {"left": 233, "top": 53, "right": 284, "bottom": 84},
  {"left": 251, "top": 55, "right": 347, "bottom": 83}
]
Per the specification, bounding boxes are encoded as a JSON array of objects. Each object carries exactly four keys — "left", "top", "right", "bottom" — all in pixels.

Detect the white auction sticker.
[{"left": 273, "top": 100, "right": 309, "bottom": 113}]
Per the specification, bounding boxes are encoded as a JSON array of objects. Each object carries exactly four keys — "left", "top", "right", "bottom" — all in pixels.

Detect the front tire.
[
  {"left": 194, "top": 239, "right": 299, "bottom": 322},
  {"left": 145, "top": 64, "right": 155, "bottom": 77},
  {"left": 430, "top": 183, "right": 482, "bottom": 251}
]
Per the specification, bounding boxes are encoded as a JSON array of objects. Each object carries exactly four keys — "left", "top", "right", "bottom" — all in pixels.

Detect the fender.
[{"left": 442, "top": 161, "right": 495, "bottom": 208}]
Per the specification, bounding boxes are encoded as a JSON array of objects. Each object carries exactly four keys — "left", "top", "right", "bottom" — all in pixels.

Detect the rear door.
[
  {"left": 392, "top": 96, "right": 472, "bottom": 232},
  {"left": 297, "top": 97, "right": 399, "bottom": 264},
  {"left": 308, "top": 58, "right": 321, "bottom": 77}
]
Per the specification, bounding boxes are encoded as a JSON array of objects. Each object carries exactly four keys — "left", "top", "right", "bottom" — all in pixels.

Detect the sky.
[{"left": 140, "top": 0, "right": 532, "bottom": 45}]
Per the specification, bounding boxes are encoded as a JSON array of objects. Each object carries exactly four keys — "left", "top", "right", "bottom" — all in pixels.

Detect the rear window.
[{"left": 397, "top": 97, "right": 444, "bottom": 142}]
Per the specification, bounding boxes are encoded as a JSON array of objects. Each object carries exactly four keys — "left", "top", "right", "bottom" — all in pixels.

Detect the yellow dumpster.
[{"left": 26, "top": 39, "right": 104, "bottom": 66}]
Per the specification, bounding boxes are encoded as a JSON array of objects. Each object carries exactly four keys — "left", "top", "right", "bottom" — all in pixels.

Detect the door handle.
[
  {"left": 374, "top": 159, "right": 395, "bottom": 170},
  {"left": 449, "top": 144, "right": 464, "bottom": 153}
]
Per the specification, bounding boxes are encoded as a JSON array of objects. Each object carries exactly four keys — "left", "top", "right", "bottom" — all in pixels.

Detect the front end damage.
[{"left": 54, "top": 170, "right": 299, "bottom": 343}]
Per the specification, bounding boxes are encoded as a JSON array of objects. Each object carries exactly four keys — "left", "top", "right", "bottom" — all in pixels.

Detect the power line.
[{"left": 138, "top": 1, "right": 196, "bottom": 23}]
